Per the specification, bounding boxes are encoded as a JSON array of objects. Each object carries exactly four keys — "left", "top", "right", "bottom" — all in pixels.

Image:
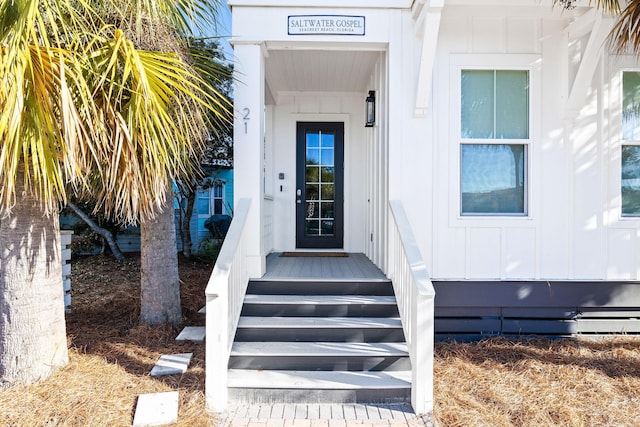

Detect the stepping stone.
[
  {"left": 198, "top": 306, "right": 206, "bottom": 314},
  {"left": 175, "top": 326, "right": 205, "bottom": 342},
  {"left": 150, "top": 353, "right": 193, "bottom": 377},
  {"left": 132, "top": 391, "right": 179, "bottom": 426}
]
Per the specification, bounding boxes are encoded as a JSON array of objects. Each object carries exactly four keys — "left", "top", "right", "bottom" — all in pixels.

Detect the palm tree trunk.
[
  {"left": 140, "top": 186, "right": 182, "bottom": 325},
  {"left": 0, "top": 168, "right": 68, "bottom": 385}
]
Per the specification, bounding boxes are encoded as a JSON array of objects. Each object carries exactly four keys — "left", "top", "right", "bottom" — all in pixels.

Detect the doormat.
[{"left": 280, "top": 252, "right": 349, "bottom": 257}]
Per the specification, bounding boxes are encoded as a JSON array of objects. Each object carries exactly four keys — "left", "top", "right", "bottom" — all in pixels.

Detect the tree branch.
[{"left": 67, "top": 202, "right": 126, "bottom": 261}]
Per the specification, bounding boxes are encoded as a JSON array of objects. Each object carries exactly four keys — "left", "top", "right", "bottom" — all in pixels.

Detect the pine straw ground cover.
[
  {"left": 0, "top": 254, "right": 639, "bottom": 426},
  {"left": 433, "top": 337, "right": 640, "bottom": 427},
  {"left": 0, "top": 254, "right": 214, "bottom": 427}
]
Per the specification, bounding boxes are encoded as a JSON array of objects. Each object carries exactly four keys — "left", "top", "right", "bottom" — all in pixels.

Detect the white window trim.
[
  {"left": 448, "top": 54, "right": 541, "bottom": 228},
  {"left": 210, "top": 180, "right": 227, "bottom": 216},
  {"left": 608, "top": 67, "right": 640, "bottom": 227}
]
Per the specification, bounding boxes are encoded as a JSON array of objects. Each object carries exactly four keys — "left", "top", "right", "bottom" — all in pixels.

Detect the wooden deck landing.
[{"left": 263, "top": 252, "right": 387, "bottom": 281}]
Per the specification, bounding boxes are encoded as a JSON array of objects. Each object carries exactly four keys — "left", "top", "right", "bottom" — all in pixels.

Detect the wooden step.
[
  {"left": 228, "top": 369, "right": 411, "bottom": 389},
  {"left": 229, "top": 342, "right": 411, "bottom": 370},
  {"left": 235, "top": 317, "right": 405, "bottom": 342},
  {"left": 243, "top": 295, "right": 397, "bottom": 305},
  {"left": 241, "top": 295, "right": 400, "bottom": 317},
  {"left": 231, "top": 342, "right": 408, "bottom": 357},
  {"left": 227, "top": 370, "right": 411, "bottom": 404},
  {"left": 230, "top": 274, "right": 409, "bottom": 405},
  {"left": 247, "top": 279, "right": 395, "bottom": 296},
  {"left": 237, "top": 317, "right": 402, "bottom": 329}
]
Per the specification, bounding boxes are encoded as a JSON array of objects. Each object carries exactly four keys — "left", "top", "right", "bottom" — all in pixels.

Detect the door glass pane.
[
  {"left": 320, "top": 167, "right": 334, "bottom": 183},
  {"left": 622, "top": 145, "right": 640, "bottom": 216},
  {"left": 306, "top": 132, "right": 320, "bottom": 148},
  {"left": 321, "top": 184, "right": 334, "bottom": 200},
  {"left": 306, "top": 184, "right": 319, "bottom": 201},
  {"left": 306, "top": 201, "right": 319, "bottom": 219},
  {"left": 321, "top": 202, "right": 334, "bottom": 219},
  {"left": 321, "top": 148, "right": 335, "bottom": 166},
  {"left": 307, "top": 148, "right": 320, "bottom": 164},
  {"left": 306, "top": 219, "right": 320, "bottom": 235},
  {"left": 306, "top": 166, "right": 319, "bottom": 183},
  {"left": 623, "top": 72, "right": 640, "bottom": 141},
  {"left": 461, "top": 144, "right": 526, "bottom": 214},
  {"left": 305, "top": 130, "right": 336, "bottom": 236},
  {"left": 496, "top": 70, "right": 529, "bottom": 139}
]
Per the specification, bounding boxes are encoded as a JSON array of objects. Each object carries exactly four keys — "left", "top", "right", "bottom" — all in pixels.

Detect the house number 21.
[{"left": 242, "top": 108, "right": 250, "bottom": 134}]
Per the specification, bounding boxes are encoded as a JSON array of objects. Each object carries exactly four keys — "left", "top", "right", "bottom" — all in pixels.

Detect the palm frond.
[
  {"left": 84, "top": 27, "right": 230, "bottom": 223},
  {"left": 104, "top": 0, "right": 225, "bottom": 38},
  {"left": 609, "top": 0, "right": 640, "bottom": 55},
  {"left": 0, "top": 0, "right": 102, "bottom": 216}
]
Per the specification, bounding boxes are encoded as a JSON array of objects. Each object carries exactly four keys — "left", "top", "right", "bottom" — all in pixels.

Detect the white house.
[{"left": 205, "top": 0, "right": 640, "bottom": 416}]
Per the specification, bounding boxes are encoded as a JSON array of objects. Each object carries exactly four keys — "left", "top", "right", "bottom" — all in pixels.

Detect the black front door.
[{"left": 296, "top": 122, "right": 344, "bottom": 248}]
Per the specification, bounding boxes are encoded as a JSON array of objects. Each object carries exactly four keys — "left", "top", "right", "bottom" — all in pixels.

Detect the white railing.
[
  {"left": 388, "top": 200, "right": 435, "bottom": 415},
  {"left": 205, "top": 198, "right": 252, "bottom": 413}
]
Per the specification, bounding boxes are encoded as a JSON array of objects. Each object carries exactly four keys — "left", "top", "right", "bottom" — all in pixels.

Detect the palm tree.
[
  {"left": 0, "top": 0, "right": 99, "bottom": 386},
  {"left": 1, "top": 0, "right": 230, "bottom": 384},
  {"left": 80, "top": 1, "right": 231, "bottom": 326}
]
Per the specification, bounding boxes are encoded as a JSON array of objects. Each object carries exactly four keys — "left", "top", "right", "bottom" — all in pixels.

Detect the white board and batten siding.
[
  {"left": 231, "top": 1, "right": 640, "bottom": 281},
  {"left": 426, "top": 5, "right": 640, "bottom": 282}
]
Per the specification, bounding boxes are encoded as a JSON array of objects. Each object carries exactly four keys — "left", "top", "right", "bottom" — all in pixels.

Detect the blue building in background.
[
  {"left": 181, "top": 166, "right": 234, "bottom": 253},
  {"left": 62, "top": 164, "right": 234, "bottom": 255}
]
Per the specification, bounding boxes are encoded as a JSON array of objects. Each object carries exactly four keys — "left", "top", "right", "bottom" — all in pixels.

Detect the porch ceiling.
[{"left": 265, "top": 49, "right": 379, "bottom": 97}]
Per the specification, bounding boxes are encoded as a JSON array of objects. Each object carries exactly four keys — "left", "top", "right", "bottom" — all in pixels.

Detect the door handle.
[{"left": 296, "top": 188, "right": 302, "bottom": 204}]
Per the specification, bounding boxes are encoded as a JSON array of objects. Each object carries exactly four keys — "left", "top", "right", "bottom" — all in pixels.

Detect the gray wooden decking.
[{"left": 263, "top": 253, "right": 387, "bottom": 281}]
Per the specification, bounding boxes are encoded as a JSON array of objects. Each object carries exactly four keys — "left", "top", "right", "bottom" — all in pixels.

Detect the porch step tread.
[
  {"left": 243, "top": 295, "right": 397, "bottom": 305},
  {"left": 250, "top": 278, "right": 392, "bottom": 284},
  {"left": 237, "top": 316, "right": 402, "bottom": 329},
  {"left": 231, "top": 342, "right": 408, "bottom": 356},
  {"left": 227, "top": 369, "right": 411, "bottom": 390}
]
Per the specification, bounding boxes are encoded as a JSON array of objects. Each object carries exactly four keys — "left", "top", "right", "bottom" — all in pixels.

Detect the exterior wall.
[
  {"left": 428, "top": 5, "right": 640, "bottom": 281},
  {"left": 230, "top": 1, "right": 640, "bottom": 282}
]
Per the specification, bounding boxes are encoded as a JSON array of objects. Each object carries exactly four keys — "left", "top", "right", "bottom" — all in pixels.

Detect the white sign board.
[{"left": 288, "top": 15, "right": 365, "bottom": 36}]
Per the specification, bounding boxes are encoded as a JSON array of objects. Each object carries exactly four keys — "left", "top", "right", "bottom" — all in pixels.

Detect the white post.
[
  {"left": 411, "top": 289, "right": 435, "bottom": 414},
  {"left": 205, "top": 288, "right": 228, "bottom": 412},
  {"left": 233, "top": 42, "right": 266, "bottom": 278},
  {"left": 386, "top": 11, "right": 404, "bottom": 203}
]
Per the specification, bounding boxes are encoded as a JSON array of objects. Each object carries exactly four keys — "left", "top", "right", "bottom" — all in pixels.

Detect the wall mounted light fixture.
[{"left": 365, "top": 90, "right": 376, "bottom": 127}]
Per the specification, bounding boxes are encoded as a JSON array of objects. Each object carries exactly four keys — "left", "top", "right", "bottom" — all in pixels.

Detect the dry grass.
[
  {"left": 0, "top": 254, "right": 214, "bottom": 427},
  {"left": 1, "top": 254, "right": 639, "bottom": 426},
  {"left": 433, "top": 336, "right": 640, "bottom": 427}
]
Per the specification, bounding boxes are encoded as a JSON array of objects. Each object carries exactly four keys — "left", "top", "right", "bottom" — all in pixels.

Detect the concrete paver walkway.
[{"left": 218, "top": 404, "right": 434, "bottom": 427}]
